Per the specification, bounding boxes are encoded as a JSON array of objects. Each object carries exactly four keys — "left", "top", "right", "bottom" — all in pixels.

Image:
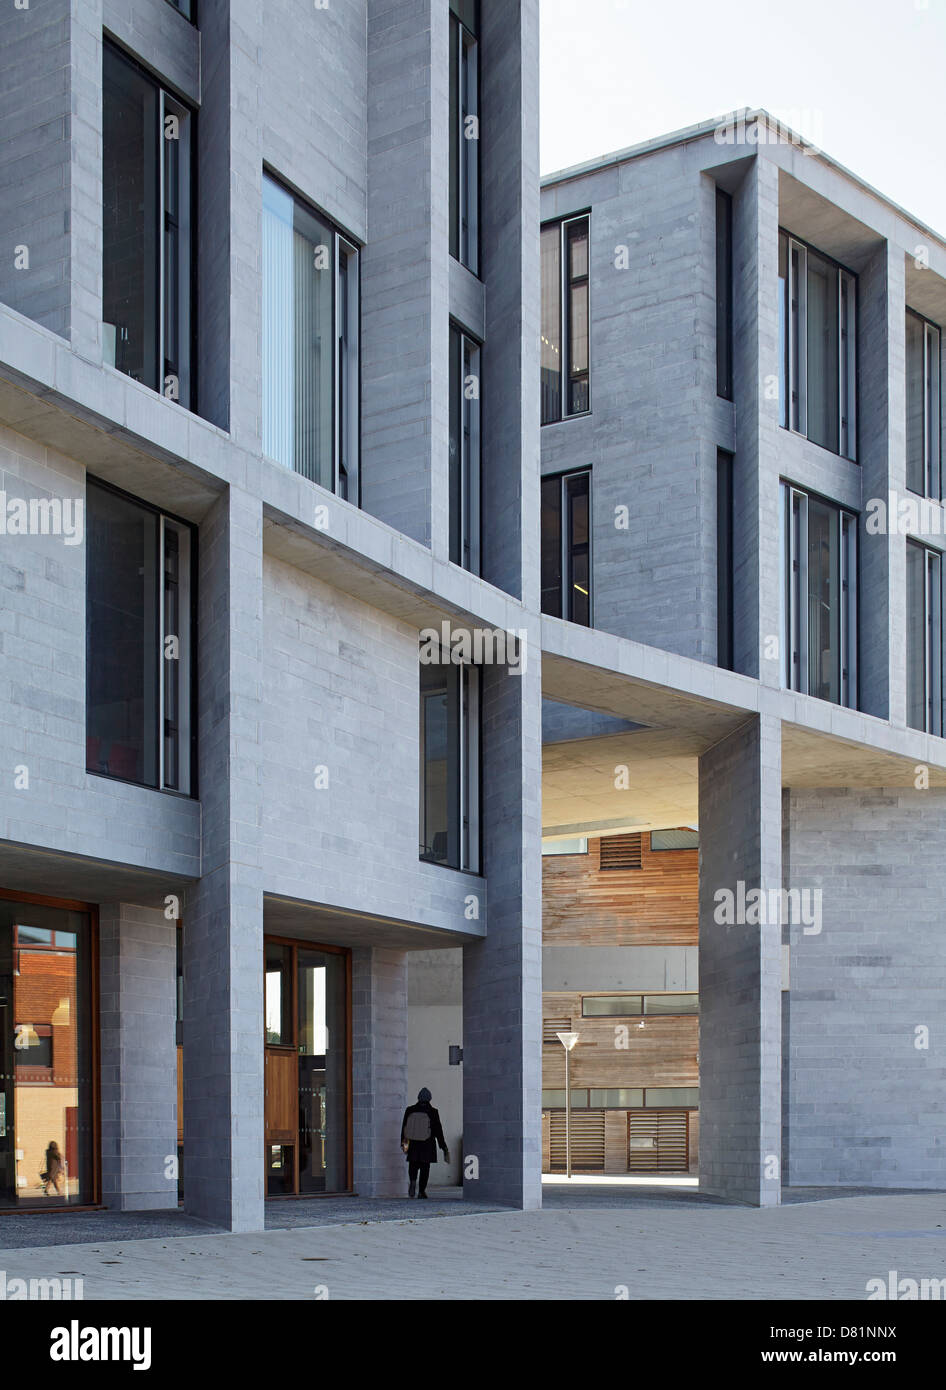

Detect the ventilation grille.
[
  {"left": 599, "top": 833, "right": 643, "bottom": 870},
  {"left": 549, "top": 1109, "right": 605, "bottom": 1171},
  {"left": 543, "top": 1016, "right": 571, "bottom": 1043},
  {"left": 628, "top": 1110, "right": 689, "bottom": 1172}
]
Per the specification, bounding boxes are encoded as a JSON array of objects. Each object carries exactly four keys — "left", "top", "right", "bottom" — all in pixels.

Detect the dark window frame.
[
  {"left": 905, "top": 306, "right": 942, "bottom": 501},
  {"left": 449, "top": 0, "right": 480, "bottom": 276},
  {"left": 717, "top": 448, "right": 734, "bottom": 670},
  {"left": 449, "top": 321, "right": 482, "bottom": 573},
  {"left": 419, "top": 651, "right": 482, "bottom": 874},
  {"left": 85, "top": 474, "right": 198, "bottom": 798},
  {"left": 716, "top": 188, "right": 733, "bottom": 400},
  {"left": 541, "top": 213, "right": 592, "bottom": 424},
  {"left": 906, "top": 538, "right": 944, "bottom": 736},
  {"left": 541, "top": 468, "right": 592, "bottom": 624}
]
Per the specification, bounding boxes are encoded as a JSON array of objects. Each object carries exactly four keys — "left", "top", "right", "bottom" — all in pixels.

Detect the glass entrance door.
[
  {"left": 0, "top": 893, "right": 96, "bottom": 1208},
  {"left": 264, "top": 938, "right": 350, "bottom": 1196}
]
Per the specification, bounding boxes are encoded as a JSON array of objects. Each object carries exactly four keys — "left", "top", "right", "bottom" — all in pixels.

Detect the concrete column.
[
  {"left": 732, "top": 155, "right": 781, "bottom": 683},
  {"left": 351, "top": 947, "right": 409, "bottom": 1197},
  {"left": 462, "top": 654, "right": 543, "bottom": 1208},
  {"left": 99, "top": 902, "right": 178, "bottom": 1212},
  {"left": 698, "top": 713, "right": 782, "bottom": 1205},
  {"left": 183, "top": 487, "right": 265, "bottom": 1232}
]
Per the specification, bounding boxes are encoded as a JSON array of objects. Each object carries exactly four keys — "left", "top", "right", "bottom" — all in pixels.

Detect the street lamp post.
[{"left": 556, "top": 1031, "right": 580, "bottom": 1179}]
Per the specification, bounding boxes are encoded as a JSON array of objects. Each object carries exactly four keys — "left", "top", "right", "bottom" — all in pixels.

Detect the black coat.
[{"left": 401, "top": 1101, "right": 447, "bottom": 1164}]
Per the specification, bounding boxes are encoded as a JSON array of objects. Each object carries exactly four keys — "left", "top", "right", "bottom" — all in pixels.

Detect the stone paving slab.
[{"left": 1, "top": 1193, "right": 945, "bottom": 1300}]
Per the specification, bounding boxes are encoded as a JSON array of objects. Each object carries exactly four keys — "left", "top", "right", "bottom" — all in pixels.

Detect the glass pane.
[
  {"left": 541, "top": 1090, "right": 566, "bottom": 1108},
  {"left": 807, "top": 498, "right": 839, "bottom": 703},
  {"left": 589, "top": 1088, "right": 644, "bottom": 1108},
  {"left": 86, "top": 482, "right": 159, "bottom": 787},
  {"left": 162, "top": 519, "right": 192, "bottom": 793},
  {"left": 0, "top": 901, "right": 95, "bottom": 1207},
  {"left": 460, "top": 31, "right": 478, "bottom": 273},
  {"left": 449, "top": 16, "right": 459, "bottom": 262},
  {"left": 644, "top": 1088, "right": 699, "bottom": 1107},
  {"left": 540, "top": 225, "right": 562, "bottom": 423},
  {"left": 420, "top": 661, "right": 460, "bottom": 867},
  {"left": 264, "top": 942, "right": 292, "bottom": 1045},
  {"left": 907, "top": 541, "right": 927, "bottom": 731},
  {"left": 337, "top": 244, "right": 359, "bottom": 503},
  {"left": 644, "top": 994, "right": 700, "bottom": 1016},
  {"left": 298, "top": 950, "right": 348, "bottom": 1193},
  {"left": 267, "top": 1144, "right": 295, "bottom": 1196},
  {"left": 906, "top": 312, "right": 927, "bottom": 495},
  {"left": 806, "top": 252, "right": 839, "bottom": 452},
  {"left": 103, "top": 45, "right": 159, "bottom": 390},
  {"left": 566, "top": 220, "right": 590, "bottom": 414},
  {"left": 778, "top": 233, "right": 789, "bottom": 428},
  {"left": 262, "top": 177, "right": 335, "bottom": 490},
  {"left": 449, "top": 326, "right": 462, "bottom": 565},
  {"left": 716, "top": 189, "right": 733, "bottom": 399},
  {"left": 566, "top": 472, "right": 590, "bottom": 625},
  {"left": 928, "top": 325, "right": 941, "bottom": 497},
  {"left": 650, "top": 828, "right": 699, "bottom": 851},
  {"left": 581, "top": 995, "right": 643, "bottom": 1016},
  {"left": 541, "top": 476, "right": 563, "bottom": 617}
]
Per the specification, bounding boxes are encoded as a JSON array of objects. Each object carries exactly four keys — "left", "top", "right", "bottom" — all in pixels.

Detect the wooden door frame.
[{"left": 263, "top": 934, "right": 353, "bottom": 1197}]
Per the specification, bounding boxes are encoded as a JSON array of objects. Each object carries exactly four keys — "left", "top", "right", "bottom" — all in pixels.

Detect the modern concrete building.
[{"left": 0, "top": 0, "right": 944, "bottom": 1234}]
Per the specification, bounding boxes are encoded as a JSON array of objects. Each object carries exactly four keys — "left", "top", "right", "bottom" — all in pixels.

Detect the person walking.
[
  {"left": 41, "top": 1140, "right": 64, "bottom": 1196},
  {"left": 400, "top": 1087, "right": 449, "bottom": 1198}
]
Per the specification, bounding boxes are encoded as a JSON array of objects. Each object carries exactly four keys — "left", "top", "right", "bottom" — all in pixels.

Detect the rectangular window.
[
  {"left": 906, "top": 309, "right": 942, "bottom": 499},
  {"left": 449, "top": 324, "right": 481, "bottom": 571},
  {"left": 262, "top": 174, "right": 360, "bottom": 500},
  {"left": 716, "top": 188, "right": 733, "bottom": 400},
  {"left": 166, "top": 0, "right": 193, "bottom": 18},
  {"left": 581, "top": 994, "right": 699, "bottom": 1018},
  {"left": 86, "top": 478, "right": 195, "bottom": 794},
  {"left": 541, "top": 837, "right": 589, "bottom": 856},
  {"left": 907, "top": 540, "right": 943, "bottom": 735},
  {"left": 419, "top": 653, "right": 480, "bottom": 872},
  {"left": 541, "top": 469, "right": 591, "bottom": 623},
  {"left": 643, "top": 1088, "right": 699, "bottom": 1108},
  {"left": 541, "top": 1090, "right": 589, "bottom": 1109},
  {"left": 449, "top": 0, "right": 479, "bottom": 274},
  {"left": 717, "top": 448, "right": 734, "bottom": 669},
  {"left": 541, "top": 215, "right": 591, "bottom": 423},
  {"left": 650, "top": 828, "right": 699, "bottom": 851},
  {"left": 102, "top": 42, "right": 193, "bottom": 407},
  {"left": 781, "top": 482, "right": 857, "bottom": 707},
  {"left": 589, "top": 1089, "right": 645, "bottom": 1109},
  {"left": 779, "top": 231, "right": 856, "bottom": 460}
]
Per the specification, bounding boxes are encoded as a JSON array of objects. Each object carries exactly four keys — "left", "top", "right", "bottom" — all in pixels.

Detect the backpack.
[{"left": 403, "top": 1109, "right": 431, "bottom": 1142}]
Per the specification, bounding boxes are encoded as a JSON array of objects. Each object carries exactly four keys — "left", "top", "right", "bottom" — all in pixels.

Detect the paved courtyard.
[{"left": 1, "top": 1186, "right": 945, "bottom": 1300}]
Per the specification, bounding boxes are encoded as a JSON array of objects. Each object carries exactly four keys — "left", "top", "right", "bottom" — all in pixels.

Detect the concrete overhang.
[
  {"left": 0, "top": 839, "right": 195, "bottom": 907},
  {"left": 263, "top": 893, "right": 485, "bottom": 949},
  {"left": 540, "top": 617, "right": 946, "bottom": 836}
]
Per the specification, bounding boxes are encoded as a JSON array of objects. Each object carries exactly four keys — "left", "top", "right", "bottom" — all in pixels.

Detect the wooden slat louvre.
[
  {"left": 598, "top": 833, "right": 643, "bottom": 870},
  {"left": 548, "top": 1109, "right": 606, "bottom": 1170},
  {"left": 627, "top": 1109, "right": 689, "bottom": 1172},
  {"left": 543, "top": 1014, "right": 571, "bottom": 1043}
]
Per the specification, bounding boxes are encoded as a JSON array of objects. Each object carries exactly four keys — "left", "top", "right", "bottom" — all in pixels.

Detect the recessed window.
[
  {"left": 781, "top": 482, "right": 857, "bottom": 707},
  {"left": 907, "top": 540, "right": 943, "bottom": 735},
  {"left": 541, "top": 1090, "right": 589, "bottom": 1109},
  {"left": 650, "top": 829, "right": 699, "bottom": 851},
  {"left": 541, "top": 470, "right": 591, "bottom": 623},
  {"left": 778, "top": 231, "right": 857, "bottom": 460},
  {"left": 102, "top": 42, "right": 193, "bottom": 406},
  {"left": 906, "top": 309, "right": 941, "bottom": 500},
  {"left": 541, "top": 215, "right": 590, "bottom": 423},
  {"left": 419, "top": 652, "right": 480, "bottom": 872},
  {"left": 717, "top": 448, "right": 734, "bottom": 670},
  {"left": 581, "top": 994, "right": 699, "bottom": 1018},
  {"left": 262, "top": 174, "right": 360, "bottom": 500},
  {"left": 644, "top": 1088, "right": 699, "bottom": 1108},
  {"left": 449, "top": 0, "right": 479, "bottom": 273},
  {"left": 449, "top": 324, "right": 481, "bottom": 571},
  {"left": 541, "top": 837, "right": 589, "bottom": 856},
  {"left": 716, "top": 188, "right": 733, "bottom": 400},
  {"left": 86, "top": 478, "right": 195, "bottom": 794}
]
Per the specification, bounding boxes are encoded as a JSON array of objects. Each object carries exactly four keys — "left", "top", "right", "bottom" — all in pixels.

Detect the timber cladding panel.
[
  {"left": 542, "top": 836, "right": 697, "bottom": 945},
  {"left": 542, "top": 992, "right": 698, "bottom": 1089}
]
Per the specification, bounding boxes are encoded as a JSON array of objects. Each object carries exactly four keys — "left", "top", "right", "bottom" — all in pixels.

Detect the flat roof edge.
[{"left": 541, "top": 107, "right": 946, "bottom": 252}]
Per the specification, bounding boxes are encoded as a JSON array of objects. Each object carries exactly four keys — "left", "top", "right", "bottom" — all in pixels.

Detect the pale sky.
[{"left": 540, "top": 0, "right": 946, "bottom": 236}]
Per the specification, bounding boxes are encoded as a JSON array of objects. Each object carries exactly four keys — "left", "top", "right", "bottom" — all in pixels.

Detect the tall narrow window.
[
  {"left": 907, "top": 540, "right": 943, "bottom": 735},
  {"left": 262, "top": 174, "right": 360, "bottom": 500},
  {"left": 906, "top": 309, "right": 941, "bottom": 500},
  {"left": 86, "top": 478, "right": 195, "bottom": 793},
  {"left": 449, "top": 324, "right": 481, "bottom": 572},
  {"left": 778, "top": 231, "right": 856, "bottom": 460},
  {"left": 541, "top": 215, "right": 591, "bottom": 424},
  {"left": 716, "top": 189, "right": 733, "bottom": 400},
  {"left": 419, "top": 654, "right": 480, "bottom": 872},
  {"left": 781, "top": 482, "right": 857, "bottom": 707},
  {"left": 102, "top": 42, "right": 192, "bottom": 407},
  {"left": 717, "top": 449, "right": 734, "bottom": 669},
  {"left": 541, "top": 470, "right": 591, "bottom": 624},
  {"left": 449, "top": 0, "right": 479, "bottom": 274}
]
